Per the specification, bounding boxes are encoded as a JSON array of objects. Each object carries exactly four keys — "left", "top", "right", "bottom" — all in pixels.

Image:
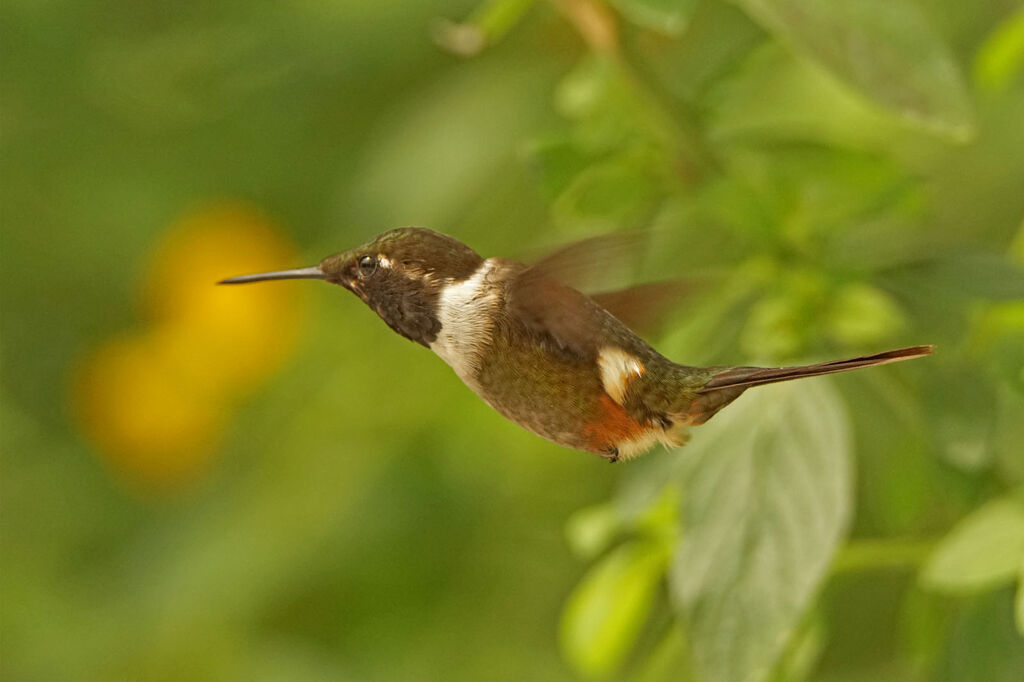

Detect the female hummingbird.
[{"left": 221, "top": 228, "right": 932, "bottom": 461}]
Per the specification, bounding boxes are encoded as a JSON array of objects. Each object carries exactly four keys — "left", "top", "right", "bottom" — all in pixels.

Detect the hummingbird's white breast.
[{"left": 429, "top": 259, "right": 501, "bottom": 388}]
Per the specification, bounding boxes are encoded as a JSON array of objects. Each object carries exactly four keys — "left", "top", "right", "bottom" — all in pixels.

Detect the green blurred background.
[{"left": 2, "top": 1, "right": 1023, "bottom": 681}]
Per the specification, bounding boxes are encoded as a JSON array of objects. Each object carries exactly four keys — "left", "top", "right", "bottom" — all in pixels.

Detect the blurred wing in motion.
[
  {"left": 505, "top": 232, "right": 649, "bottom": 357},
  {"left": 506, "top": 231, "right": 706, "bottom": 352},
  {"left": 517, "top": 231, "right": 649, "bottom": 292},
  {"left": 591, "top": 278, "right": 705, "bottom": 336}
]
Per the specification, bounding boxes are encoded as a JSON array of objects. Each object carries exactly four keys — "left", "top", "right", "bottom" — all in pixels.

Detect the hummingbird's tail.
[
  {"left": 701, "top": 345, "right": 935, "bottom": 392},
  {"left": 684, "top": 345, "right": 934, "bottom": 426}
]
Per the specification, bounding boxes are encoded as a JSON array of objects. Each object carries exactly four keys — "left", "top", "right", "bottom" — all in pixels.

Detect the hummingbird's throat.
[{"left": 429, "top": 259, "right": 501, "bottom": 386}]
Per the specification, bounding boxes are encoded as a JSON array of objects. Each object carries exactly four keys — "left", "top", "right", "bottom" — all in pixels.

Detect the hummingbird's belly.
[{"left": 470, "top": 332, "right": 652, "bottom": 456}]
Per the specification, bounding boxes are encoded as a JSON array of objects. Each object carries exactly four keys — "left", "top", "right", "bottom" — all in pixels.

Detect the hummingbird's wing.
[
  {"left": 507, "top": 232, "right": 703, "bottom": 351},
  {"left": 504, "top": 232, "right": 670, "bottom": 356},
  {"left": 505, "top": 267, "right": 609, "bottom": 357},
  {"left": 590, "top": 279, "right": 702, "bottom": 336},
  {"left": 517, "top": 231, "right": 648, "bottom": 293}
]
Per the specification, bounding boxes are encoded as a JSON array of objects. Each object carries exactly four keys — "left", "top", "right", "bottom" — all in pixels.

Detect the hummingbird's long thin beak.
[{"left": 218, "top": 266, "right": 325, "bottom": 285}]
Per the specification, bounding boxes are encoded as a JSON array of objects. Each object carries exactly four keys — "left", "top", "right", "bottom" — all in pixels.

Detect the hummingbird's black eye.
[{"left": 357, "top": 254, "right": 377, "bottom": 279}]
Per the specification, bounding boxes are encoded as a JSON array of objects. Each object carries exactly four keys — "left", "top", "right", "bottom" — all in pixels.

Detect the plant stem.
[
  {"left": 552, "top": 0, "right": 621, "bottom": 54},
  {"left": 831, "top": 538, "right": 936, "bottom": 575}
]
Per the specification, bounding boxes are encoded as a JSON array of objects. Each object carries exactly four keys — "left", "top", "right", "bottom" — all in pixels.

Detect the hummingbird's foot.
[{"left": 602, "top": 446, "right": 620, "bottom": 463}]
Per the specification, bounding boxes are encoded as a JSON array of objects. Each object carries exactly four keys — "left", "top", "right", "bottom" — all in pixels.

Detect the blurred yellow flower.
[
  {"left": 142, "top": 204, "right": 307, "bottom": 391},
  {"left": 73, "top": 332, "right": 227, "bottom": 488},
  {"left": 71, "top": 202, "right": 307, "bottom": 491}
]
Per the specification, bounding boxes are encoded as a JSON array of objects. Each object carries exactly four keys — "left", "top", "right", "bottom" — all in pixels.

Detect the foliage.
[
  {"left": 2, "top": 1, "right": 1023, "bottom": 681},
  {"left": 922, "top": 490, "right": 1024, "bottom": 594},
  {"left": 463, "top": 0, "right": 1024, "bottom": 679}
]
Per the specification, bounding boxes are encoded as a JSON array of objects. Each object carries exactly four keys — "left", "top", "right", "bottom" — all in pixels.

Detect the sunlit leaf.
[
  {"left": 826, "top": 282, "right": 906, "bottom": 347},
  {"left": 974, "top": 7, "right": 1024, "bottom": 93},
  {"left": 921, "top": 492, "right": 1024, "bottom": 594},
  {"left": 741, "top": 292, "right": 805, "bottom": 359},
  {"left": 610, "top": 0, "right": 697, "bottom": 35},
  {"left": 561, "top": 541, "right": 669, "bottom": 678},
  {"left": 730, "top": 0, "right": 974, "bottom": 138},
  {"left": 672, "top": 379, "right": 852, "bottom": 682},
  {"left": 566, "top": 504, "right": 621, "bottom": 560},
  {"left": 708, "top": 43, "right": 900, "bottom": 149},
  {"left": 556, "top": 55, "right": 633, "bottom": 127}
]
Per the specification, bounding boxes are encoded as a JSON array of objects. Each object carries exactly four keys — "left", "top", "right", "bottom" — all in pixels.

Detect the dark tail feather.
[{"left": 700, "top": 345, "right": 935, "bottom": 393}]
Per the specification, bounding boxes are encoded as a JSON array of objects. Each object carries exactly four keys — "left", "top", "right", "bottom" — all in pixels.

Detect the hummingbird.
[{"left": 220, "top": 228, "right": 933, "bottom": 461}]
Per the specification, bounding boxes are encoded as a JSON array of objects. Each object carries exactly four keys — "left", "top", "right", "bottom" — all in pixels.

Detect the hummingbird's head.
[{"left": 220, "top": 227, "right": 484, "bottom": 346}]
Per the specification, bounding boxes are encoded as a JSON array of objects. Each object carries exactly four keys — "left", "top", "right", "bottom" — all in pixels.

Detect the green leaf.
[
  {"left": 671, "top": 379, "right": 852, "bottom": 682},
  {"left": 610, "top": 0, "right": 697, "bottom": 35},
  {"left": 561, "top": 541, "right": 669, "bottom": 678},
  {"left": 974, "top": 7, "right": 1024, "bottom": 93},
  {"left": 921, "top": 492, "right": 1024, "bottom": 594},
  {"left": 730, "top": 0, "right": 974, "bottom": 139},
  {"left": 566, "top": 504, "right": 621, "bottom": 560},
  {"left": 708, "top": 43, "right": 901, "bottom": 150},
  {"left": 826, "top": 282, "right": 907, "bottom": 348}
]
